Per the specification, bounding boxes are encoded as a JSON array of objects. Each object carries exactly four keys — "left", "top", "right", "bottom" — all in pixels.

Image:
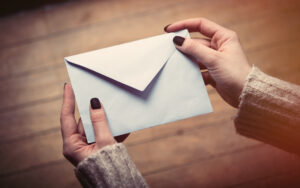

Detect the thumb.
[
  {"left": 173, "top": 36, "right": 217, "bottom": 68},
  {"left": 90, "top": 98, "right": 115, "bottom": 146}
]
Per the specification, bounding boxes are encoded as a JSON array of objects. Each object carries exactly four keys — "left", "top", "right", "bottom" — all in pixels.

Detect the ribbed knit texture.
[
  {"left": 235, "top": 66, "right": 300, "bottom": 155},
  {"left": 75, "top": 143, "right": 148, "bottom": 188}
]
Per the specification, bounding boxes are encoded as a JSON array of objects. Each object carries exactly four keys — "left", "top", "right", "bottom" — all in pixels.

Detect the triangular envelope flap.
[{"left": 65, "top": 29, "right": 189, "bottom": 91}]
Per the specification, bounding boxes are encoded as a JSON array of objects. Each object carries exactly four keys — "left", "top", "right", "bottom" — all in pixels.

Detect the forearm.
[
  {"left": 235, "top": 66, "right": 300, "bottom": 155},
  {"left": 75, "top": 143, "right": 148, "bottom": 188}
]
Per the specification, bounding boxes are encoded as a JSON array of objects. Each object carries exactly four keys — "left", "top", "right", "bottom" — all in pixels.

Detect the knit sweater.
[
  {"left": 235, "top": 66, "right": 300, "bottom": 155},
  {"left": 75, "top": 143, "right": 148, "bottom": 188},
  {"left": 75, "top": 67, "right": 300, "bottom": 187}
]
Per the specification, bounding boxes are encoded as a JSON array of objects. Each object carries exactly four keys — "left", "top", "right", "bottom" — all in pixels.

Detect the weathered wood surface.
[{"left": 0, "top": 0, "right": 299, "bottom": 187}]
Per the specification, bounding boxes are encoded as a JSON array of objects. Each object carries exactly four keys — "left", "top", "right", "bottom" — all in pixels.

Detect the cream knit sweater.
[
  {"left": 75, "top": 143, "right": 148, "bottom": 188},
  {"left": 75, "top": 67, "right": 300, "bottom": 187},
  {"left": 235, "top": 67, "right": 300, "bottom": 155}
]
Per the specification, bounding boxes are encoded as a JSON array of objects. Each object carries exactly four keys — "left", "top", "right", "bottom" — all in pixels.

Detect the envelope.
[{"left": 65, "top": 29, "right": 213, "bottom": 143}]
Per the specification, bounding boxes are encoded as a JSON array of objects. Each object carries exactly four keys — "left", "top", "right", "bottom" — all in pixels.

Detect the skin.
[
  {"left": 60, "top": 84, "right": 128, "bottom": 166},
  {"left": 166, "top": 18, "right": 251, "bottom": 108},
  {"left": 60, "top": 17, "right": 251, "bottom": 166}
]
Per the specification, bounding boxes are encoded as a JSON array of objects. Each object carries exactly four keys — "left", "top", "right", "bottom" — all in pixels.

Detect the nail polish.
[
  {"left": 164, "top": 24, "right": 171, "bottom": 32},
  {"left": 90, "top": 98, "right": 101, "bottom": 109},
  {"left": 173, "top": 36, "right": 185, "bottom": 46}
]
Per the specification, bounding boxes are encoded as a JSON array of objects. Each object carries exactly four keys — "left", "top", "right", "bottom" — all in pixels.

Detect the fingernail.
[
  {"left": 173, "top": 36, "right": 185, "bottom": 46},
  {"left": 164, "top": 24, "right": 171, "bottom": 32},
  {"left": 64, "top": 82, "right": 67, "bottom": 89},
  {"left": 91, "top": 98, "right": 101, "bottom": 109}
]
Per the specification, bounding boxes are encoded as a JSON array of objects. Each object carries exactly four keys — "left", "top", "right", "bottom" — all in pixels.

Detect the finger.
[
  {"left": 61, "top": 83, "right": 78, "bottom": 139},
  {"left": 201, "top": 71, "right": 216, "bottom": 87},
  {"left": 115, "top": 133, "right": 130, "bottom": 143},
  {"left": 77, "top": 118, "right": 86, "bottom": 137},
  {"left": 183, "top": 53, "right": 207, "bottom": 70},
  {"left": 193, "top": 37, "right": 211, "bottom": 47},
  {"left": 173, "top": 36, "right": 218, "bottom": 67},
  {"left": 185, "top": 38, "right": 210, "bottom": 70},
  {"left": 89, "top": 98, "right": 115, "bottom": 144},
  {"left": 166, "top": 18, "right": 228, "bottom": 38}
]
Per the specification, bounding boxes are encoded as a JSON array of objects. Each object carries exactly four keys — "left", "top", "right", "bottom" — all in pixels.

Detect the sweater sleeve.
[
  {"left": 235, "top": 66, "right": 300, "bottom": 155},
  {"left": 75, "top": 143, "right": 148, "bottom": 188}
]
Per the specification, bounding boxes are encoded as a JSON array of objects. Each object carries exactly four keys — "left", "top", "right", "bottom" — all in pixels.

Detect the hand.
[
  {"left": 60, "top": 83, "right": 129, "bottom": 166},
  {"left": 165, "top": 18, "right": 251, "bottom": 107}
]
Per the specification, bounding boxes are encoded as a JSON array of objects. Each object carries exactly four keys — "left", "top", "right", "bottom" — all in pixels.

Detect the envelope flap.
[{"left": 65, "top": 29, "right": 189, "bottom": 91}]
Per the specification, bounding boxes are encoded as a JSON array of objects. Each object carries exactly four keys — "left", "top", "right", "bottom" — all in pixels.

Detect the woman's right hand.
[{"left": 165, "top": 18, "right": 251, "bottom": 108}]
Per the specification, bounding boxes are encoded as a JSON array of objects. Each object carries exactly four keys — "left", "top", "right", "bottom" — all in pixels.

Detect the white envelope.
[{"left": 65, "top": 29, "right": 213, "bottom": 143}]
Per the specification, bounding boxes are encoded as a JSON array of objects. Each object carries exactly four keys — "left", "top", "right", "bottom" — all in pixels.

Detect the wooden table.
[{"left": 0, "top": 0, "right": 300, "bottom": 187}]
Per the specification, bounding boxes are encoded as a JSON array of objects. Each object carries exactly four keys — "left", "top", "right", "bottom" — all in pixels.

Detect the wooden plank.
[
  {"left": 128, "top": 119, "right": 259, "bottom": 174},
  {"left": 0, "top": 160, "right": 81, "bottom": 188},
  {"left": 0, "top": 8, "right": 49, "bottom": 48},
  {"left": 1, "top": 142, "right": 299, "bottom": 188},
  {"left": 1, "top": 0, "right": 300, "bottom": 80},
  {"left": 0, "top": 111, "right": 260, "bottom": 177},
  {"left": 232, "top": 170, "right": 300, "bottom": 188},
  {"left": 234, "top": 7, "right": 300, "bottom": 53},
  {"left": 0, "top": 0, "right": 172, "bottom": 47},
  {"left": 0, "top": 6, "right": 299, "bottom": 112},
  {"left": 247, "top": 40, "right": 300, "bottom": 84},
  {"left": 1, "top": 0, "right": 298, "bottom": 48},
  {"left": 0, "top": 99, "right": 62, "bottom": 143},
  {"left": 0, "top": 131, "right": 63, "bottom": 177},
  {"left": 0, "top": 62, "right": 62, "bottom": 113},
  {"left": 144, "top": 145, "right": 300, "bottom": 188}
]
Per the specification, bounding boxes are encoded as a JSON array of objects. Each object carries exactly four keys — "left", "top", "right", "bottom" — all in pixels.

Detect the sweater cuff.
[
  {"left": 235, "top": 66, "right": 300, "bottom": 154},
  {"left": 75, "top": 143, "right": 148, "bottom": 188}
]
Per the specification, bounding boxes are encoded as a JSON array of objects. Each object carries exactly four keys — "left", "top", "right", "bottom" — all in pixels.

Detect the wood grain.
[
  {"left": 1, "top": 144, "right": 299, "bottom": 188},
  {"left": 145, "top": 145, "right": 300, "bottom": 188},
  {"left": 0, "top": 105, "right": 242, "bottom": 176},
  {"left": 1, "top": 0, "right": 299, "bottom": 80},
  {"left": 1, "top": 0, "right": 298, "bottom": 48},
  {"left": 0, "top": 0, "right": 300, "bottom": 187}
]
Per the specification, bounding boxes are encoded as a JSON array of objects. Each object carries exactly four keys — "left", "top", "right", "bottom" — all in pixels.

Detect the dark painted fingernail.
[
  {"left": 64, "top": 82, "right": 67, "bottom": 89},
  {"left": 91, "top": 98, "right": 101, "bottom": 109},
  {"left": 164, "top": 24, "right": 171, "bottom": 32},
  {"left": 173, "top": 36, "right": 185, "bottom": 46}
]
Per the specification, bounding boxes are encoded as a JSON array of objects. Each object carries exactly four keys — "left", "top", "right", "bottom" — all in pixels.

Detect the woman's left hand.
[{"left": 60, "top": 83, "right": 129, "bottom": 166}]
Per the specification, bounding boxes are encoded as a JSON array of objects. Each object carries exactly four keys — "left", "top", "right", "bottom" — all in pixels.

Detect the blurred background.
[{"left": 0, "top": 0, "right": 300, "bottom": 187}]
